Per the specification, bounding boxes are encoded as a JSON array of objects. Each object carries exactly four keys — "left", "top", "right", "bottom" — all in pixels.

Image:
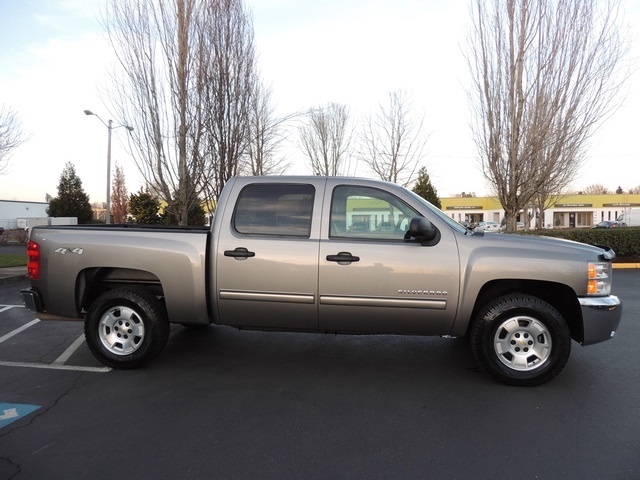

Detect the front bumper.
[{"left": 579, "top": 295, "right": 622, "bottom": 345}]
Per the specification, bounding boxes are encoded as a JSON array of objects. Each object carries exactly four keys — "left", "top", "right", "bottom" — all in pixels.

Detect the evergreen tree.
[
  {"left": 128, "top": 188, "right": 161, "bottom": 224},
  {"left": 161, "top": 193, "right": 206, "bottom": 226},
  {"left": 111, "top": 162, "right": 128, "bottom": 223},
  {"left": 412, "top": 166, "right": 441, "bottom": 209},
  {"left": 47, "top": 162, "right": 93, "bottom": 223}
]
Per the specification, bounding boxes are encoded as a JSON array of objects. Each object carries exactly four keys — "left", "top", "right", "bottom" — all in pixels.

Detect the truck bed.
[{"left": 26, "top": 224, "right": 212, "bottom": 326}]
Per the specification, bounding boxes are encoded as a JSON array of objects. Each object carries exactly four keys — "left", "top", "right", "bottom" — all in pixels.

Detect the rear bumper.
[
  {"left": 21, "top": 287, "right": 43, "bottom": 312},
  {"left": 21, "top": 287, "right": 81, "bottom": 322},
  {"left": 579, "top": 295, "right": 622, "bottom": 345}
]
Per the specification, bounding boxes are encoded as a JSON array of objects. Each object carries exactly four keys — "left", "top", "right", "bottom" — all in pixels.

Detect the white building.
[{"left": 0, "top": 200, "right": 49, "bottom": 230}]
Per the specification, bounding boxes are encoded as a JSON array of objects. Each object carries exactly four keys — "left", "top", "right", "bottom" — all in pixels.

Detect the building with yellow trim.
[{"left": 440, "top": 193, "right": 640, "bottom": 228}]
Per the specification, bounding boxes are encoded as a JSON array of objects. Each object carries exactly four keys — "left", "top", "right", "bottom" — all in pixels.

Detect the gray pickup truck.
[{"left": 21, "top": 176, "right": 622, "bottom": 386}]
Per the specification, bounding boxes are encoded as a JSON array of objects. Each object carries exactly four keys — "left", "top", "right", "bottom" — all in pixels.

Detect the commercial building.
[
  {"left": 440, "top": 193, "right": 640, "bottom": 229},
  {"left": 0, "top": 200, "right": 49, "bottom": 230},
  {"left": 0, "top": 199, "right": 79, "bottom": 231}
]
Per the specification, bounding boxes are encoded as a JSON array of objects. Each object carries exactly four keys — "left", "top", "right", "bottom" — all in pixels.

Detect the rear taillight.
[{"left": 27, "top": 240, "right": 40, "bottom": 280}]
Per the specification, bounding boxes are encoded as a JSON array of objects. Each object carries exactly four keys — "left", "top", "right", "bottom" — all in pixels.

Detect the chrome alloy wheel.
[
  {"left": 98, "top": 306, "right": 146, "bottom": 356},
  {"left": 493, "top": 316, "right": 552, "bottom": 371}
]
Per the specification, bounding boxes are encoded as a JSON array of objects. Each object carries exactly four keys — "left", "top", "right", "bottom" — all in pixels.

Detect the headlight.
[{"left": 587, "top": 262, "right": 612, "bottom": 295}]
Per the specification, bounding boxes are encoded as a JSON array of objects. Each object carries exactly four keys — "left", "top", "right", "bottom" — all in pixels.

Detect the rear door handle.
[
  {"left": 224, "top": 247, "right": 255, "bottom": 259},
  {"left": 326, "top": 252, "right": 360, "bottom": 264}
]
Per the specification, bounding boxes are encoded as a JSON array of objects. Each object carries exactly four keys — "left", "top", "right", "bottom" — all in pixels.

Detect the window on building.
[{"left": 576, "top": 212, "right": 591, "bottom": 227}]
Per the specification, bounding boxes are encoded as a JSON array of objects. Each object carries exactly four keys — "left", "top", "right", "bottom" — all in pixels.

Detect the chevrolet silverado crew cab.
[{"left": 21, "top": 176, "right": 622, "bottom": 386}]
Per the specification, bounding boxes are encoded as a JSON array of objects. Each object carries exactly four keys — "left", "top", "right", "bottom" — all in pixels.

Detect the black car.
[
  {"left": 459, "top": 221, "right": 475, "bottom": 229},
  {"left": 593, "top": 220, "right": 626, "bottom": 229}
]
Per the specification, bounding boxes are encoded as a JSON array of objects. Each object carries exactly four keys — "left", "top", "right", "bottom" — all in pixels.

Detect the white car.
[
  {"left": 500, "top": 222, "right": 525, "bottom": 232},
  {"left": 476, "top": 221, "right": 500, "bottom": 232}
]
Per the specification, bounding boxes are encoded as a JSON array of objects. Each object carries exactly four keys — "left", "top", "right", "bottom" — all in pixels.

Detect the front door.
[{"left": 318, "top": 182, "right": 460, "bottom": 335}]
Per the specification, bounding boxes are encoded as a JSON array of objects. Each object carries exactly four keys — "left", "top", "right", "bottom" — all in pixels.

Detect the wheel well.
[
  {"left": 470, "top": 279, "right": 583, "bottom": 342},
  {"left": 77, "top": 267, "right": 165, "bottom": 314}
]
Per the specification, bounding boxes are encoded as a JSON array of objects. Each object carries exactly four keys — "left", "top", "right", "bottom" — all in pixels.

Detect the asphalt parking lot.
[{"left": 1, "top": 271, "right": 639, "bottom": 480}]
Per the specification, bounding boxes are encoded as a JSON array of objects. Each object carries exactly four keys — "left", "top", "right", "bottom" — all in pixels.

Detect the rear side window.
[{"left": 233, "top": 184, "right": 315, "bottom": 237}]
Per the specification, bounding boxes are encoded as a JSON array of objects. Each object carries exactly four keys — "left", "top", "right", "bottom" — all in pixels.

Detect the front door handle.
[
  {"left": 326, "top": 252, "right": 360, "bottom": 264},
  {"left": 224, "top": 247, "right": 255, "bottom": 259}
]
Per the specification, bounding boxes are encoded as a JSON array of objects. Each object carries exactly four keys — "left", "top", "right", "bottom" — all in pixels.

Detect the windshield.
[{"left": 405, "top": 188, "right": 468, "bottom": 234}]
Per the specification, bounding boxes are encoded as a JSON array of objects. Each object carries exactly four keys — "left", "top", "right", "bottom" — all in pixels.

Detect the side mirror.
[{"left": 408, "top": 217, "right": 440, "bottom": 246}]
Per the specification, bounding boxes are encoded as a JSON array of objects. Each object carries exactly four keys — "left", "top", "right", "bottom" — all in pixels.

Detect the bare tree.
[
  {"left": 359, "top": 90, "right": 428, "bottom": 187},
  {"left": 532, "top": 139, "right": 583, "bottom": 229},
  {"left": 466, "top": 0, "right": 630, "bottom": 232},
  {"left": 104, "top": 0, "right": 258, "bottom": 224},
  {"left": 245, "top": 81, "right": 292, "bottom": 176},
  {"left": 198, "top": 0, "right": 257, "bottom": 200},
  {"left": 111, "top": 162, "right": 128, "bottom": 223},
  {"left": 0, "top": 105, "right": 28, "bottom": 174},
  {"left": 582, "top": 184, "right": 611, "bottom": 195},
  {"left": 299, "top": 103, "right": 352, "bottom": 176}
]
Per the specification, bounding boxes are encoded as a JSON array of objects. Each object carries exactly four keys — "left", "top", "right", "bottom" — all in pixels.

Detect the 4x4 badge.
[{"left": 54, "top": 247, "right": 84, "bottom": 255}]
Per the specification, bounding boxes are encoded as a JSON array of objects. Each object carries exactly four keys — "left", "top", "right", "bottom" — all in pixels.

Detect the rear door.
[
  {"left": 215, "top": 179, "right": 325, "bottom": 330},
  {"left": 318, "top": 180, "right": 460, "bottom": 335}
]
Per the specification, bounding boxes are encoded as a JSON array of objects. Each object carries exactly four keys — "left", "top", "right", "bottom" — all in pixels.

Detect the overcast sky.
[{"left": 1, "top": 0, "right": 639, "bottom": 204}]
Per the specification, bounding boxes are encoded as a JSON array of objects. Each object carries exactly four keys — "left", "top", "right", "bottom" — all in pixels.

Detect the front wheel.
[
  {"left": 470, "top": 294, "right": 571, "bottom": 386},
  {"left": 85, "top": 288, "right": 169, "bottom": 369}
]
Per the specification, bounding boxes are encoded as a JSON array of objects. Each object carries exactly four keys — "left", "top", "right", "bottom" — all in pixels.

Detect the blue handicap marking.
[{"left": 0, "top": 403, "right": 41, "bottom": 429}]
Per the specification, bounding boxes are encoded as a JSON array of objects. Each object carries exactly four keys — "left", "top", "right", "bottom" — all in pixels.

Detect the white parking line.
[
  {"left": 0, "top": 319, "right": 40, "bottom": 344},
  {"left": 0, "top": 313, "right": 112, "bottom": 372},
  {"left": 53, "top": 334, "right": 86, "bottom": 365},
  {"left": 0, "top": 361, "right": 111, "bottom": 373},
  {"left": 0, "top": 305, "right": 23, "bottom": 313}
]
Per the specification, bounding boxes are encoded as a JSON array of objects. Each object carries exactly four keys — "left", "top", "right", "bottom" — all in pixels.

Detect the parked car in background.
[
  {"left": 349, "top": 221, "right": 369, "bottom": 232},
  {"left": 0, "top": 226, "right": 4, "bottom": 235},
  {"left": 476, "top": 221, "right": 500, "bottom": 232},
  {"left": 593, "top": 221, "right": 626, "bottom": 229},
  {"left": 499, "top": 222, "right": 525, "bottom": 232},
  {"left": 377, "top": 221, "right": 394, "bottom": 232},
  {"left": 459, "top": 221, "right": 474, "bottom": 230},
  {"left": 616, "top": 208, "right": 640, "bottom": 227}
]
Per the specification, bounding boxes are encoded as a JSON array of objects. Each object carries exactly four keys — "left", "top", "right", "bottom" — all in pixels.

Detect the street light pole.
[
  {"left": 84, "top": 110, "right": 133, "bottom": 224},
  {"left": 106, "top": 119, "right": 113, "bottom": 224}
]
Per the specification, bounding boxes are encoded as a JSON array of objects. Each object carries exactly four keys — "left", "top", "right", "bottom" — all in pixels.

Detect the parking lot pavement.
[
  {"left": 1, "top": 273, "right": 639, "bottom": 479},
  {"left": 0, "top": 266, "right": 27, "bottom": 285},
  {"left": 0, "top": 280, "right": 109, "bottom": 372}
]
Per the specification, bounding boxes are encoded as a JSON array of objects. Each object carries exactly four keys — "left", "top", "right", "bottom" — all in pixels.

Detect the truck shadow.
[{"left": 157, "top": 324, "right": 484, "bottom": 385}]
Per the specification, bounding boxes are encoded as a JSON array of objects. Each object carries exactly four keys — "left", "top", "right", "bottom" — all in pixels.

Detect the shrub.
[{"left": 520, "top": 227, "right": 640, "bottom": 258}]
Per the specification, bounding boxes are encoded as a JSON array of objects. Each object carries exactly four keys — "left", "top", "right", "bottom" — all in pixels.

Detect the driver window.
[{"left": 330, "top": 185, "right": 419, "bottom": 240}]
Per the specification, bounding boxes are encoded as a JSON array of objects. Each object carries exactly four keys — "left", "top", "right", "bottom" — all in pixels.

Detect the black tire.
[
  {"left": 470, "top": 294, "right": 571, "bottom": 386},
  {"left": 84, "top": 288, "right": 169, "bottom": 369}
]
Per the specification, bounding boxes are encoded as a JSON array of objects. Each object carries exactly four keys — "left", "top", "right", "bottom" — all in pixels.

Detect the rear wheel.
[
  {"left": 85, "top": 288, "right": 169, "bottom": 369},
  {"left": 470, "top": 294, "right": 571, "bottom": 386}
]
